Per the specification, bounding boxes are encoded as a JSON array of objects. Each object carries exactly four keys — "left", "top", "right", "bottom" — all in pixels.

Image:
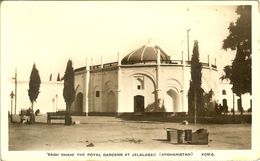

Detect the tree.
[
  {"left": 57, "top": 73, "right": 61, "bottom": 81},
  {"left": 222, "top": 5, "right": 251, "bottom": 115},
  {"left": 28, "top": 63, "right": 41, "bottom": 110},
  {"left": 188, "top": 40, "right": 204, "bottom": 118},
  {"left": 63, "top": 60, "right": 75, "bottom": 125},
  {"left": 203, "top": 89, "right": 214, "bottom": 115},
  {"left": 49, "top": 73, "right": 52, "bottom": 81},
  {"left": 28, "top": 63, "right": 41, "bottom": 123}
]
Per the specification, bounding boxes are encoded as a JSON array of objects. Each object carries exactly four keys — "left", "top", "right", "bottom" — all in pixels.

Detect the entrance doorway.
[
  {"left": 134, "top": 95, "right": 144, "bottom": 113},
  {"left": 76, "top": 93, "right": 83, "bottom": 114},
  {"left": 106, "top": 91, "right": 116, "bottom": 112}
]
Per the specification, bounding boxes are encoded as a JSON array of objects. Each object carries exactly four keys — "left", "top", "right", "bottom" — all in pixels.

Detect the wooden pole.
[
  {"left": 187, "top": 29, "right": 191, "bottom": 62},
  {"left": 233, "top": 93, "right": 235, "bottom": 122},
  {"left": 15, "top": 68, "right": 17, "bottom": 115},
  {"left": 194, "top": 91, "right": 197, "bottom": 125}
]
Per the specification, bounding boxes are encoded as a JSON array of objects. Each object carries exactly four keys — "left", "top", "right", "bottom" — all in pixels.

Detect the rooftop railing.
[
  {"left": 103, "top": 62, "right": 118, "bottom": 68},
  {"left": 89, "top": 60, "right": 217, "bottom": 70},
  {"left": 161, "top": 60, "right": 183, "bottom": 64},
  {"left": 90, "top": 64, "right": 102, "bottom": 70}
]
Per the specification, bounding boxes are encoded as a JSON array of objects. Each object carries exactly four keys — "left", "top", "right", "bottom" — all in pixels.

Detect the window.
[
  {"left": 222, "top": 90, "right": 226, "bottom": 95},
  {"left": 134, "top": 76, "right": 144, "bottom": 90},
  {"left": 96, "top": 91, "right": 100, "bottom": 97}
]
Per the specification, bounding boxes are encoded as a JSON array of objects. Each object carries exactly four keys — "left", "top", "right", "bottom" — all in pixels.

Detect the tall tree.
[
  {"left": 63, "top": 60, "right": 75, "bottom": 125},
  {"left": 222, "top": 5, "right": 251, "bottom": 115},
  {"left": 28, "top": 63, "right": 41, "bottom": 110},
  {"left": 57, "top": 73, "right": 61, "bottom": 81},
  {"left": 28, "top": 63, "right": 41, "bottom": 123},
  {"left": 49, "top": 73, "right": 52, "bottom": 81},
  {"left": 188, "top": 40, "right": 204, "bottom": 118}
]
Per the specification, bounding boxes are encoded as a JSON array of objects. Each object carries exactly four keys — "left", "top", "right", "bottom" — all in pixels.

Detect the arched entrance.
[
  {"left": 165, "top": 89, "right": 179, "bottom": 112},
  {"left": 134, "top": 95, "right": 144, "bottom": 113},
  {"left": 106, "top": 91, "right": 116, "bottom": 112},
  {"left": 76, "top": 93, "right": 83, "bottom": 114}
]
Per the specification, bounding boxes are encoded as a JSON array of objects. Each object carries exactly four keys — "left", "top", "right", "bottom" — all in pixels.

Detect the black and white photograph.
[{"left": 1, "top": 1, "right": 259, "bottom": 160}]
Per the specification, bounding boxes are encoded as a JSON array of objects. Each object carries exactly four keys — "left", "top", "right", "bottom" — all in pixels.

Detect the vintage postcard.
[{"left": 1, "top": 1, "right": 259, "bottom": 160}]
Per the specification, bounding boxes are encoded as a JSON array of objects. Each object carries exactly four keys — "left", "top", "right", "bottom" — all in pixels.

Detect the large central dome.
[{"left": 121, "top": 45, "right": 170, "bottom": 65}]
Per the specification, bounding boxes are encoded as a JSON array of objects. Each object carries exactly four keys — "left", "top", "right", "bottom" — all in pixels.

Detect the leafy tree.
[
  {"left": 203, "top": 89, "right": 215, "bottom": 115},
  {"left": 63, "top": 60, "right": 75, "bottom": 125},
  {"left": 188, "top": 40, "right": 204, "bottom": 117},
  {"left": 28, "top": 63, "right": 41, "bottom": 123},
  {"left": 222, "top": 6, "right": 251, "bottom": 50},
  {"left": 222, "top": 5, "right": 251, "bottom": 115}
]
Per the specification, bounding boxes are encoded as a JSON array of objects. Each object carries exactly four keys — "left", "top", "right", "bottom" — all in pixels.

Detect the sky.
[{"left": 1, "top": 1, "right": 240, "bottom": 82}]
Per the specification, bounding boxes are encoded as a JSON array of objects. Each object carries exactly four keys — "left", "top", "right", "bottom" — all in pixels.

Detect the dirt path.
[{"left": 9, "top": 116, "right": 251, "bottom": 151}]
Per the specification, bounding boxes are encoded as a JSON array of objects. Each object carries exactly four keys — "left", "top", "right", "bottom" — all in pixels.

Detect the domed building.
[{"left": 72, "top": 43, "right": 220, "bottom": 116}]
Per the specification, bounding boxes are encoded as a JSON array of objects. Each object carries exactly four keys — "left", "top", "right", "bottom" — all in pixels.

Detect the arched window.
[{"left": 222, "top": 89, "right": 226, "bottom": 95}]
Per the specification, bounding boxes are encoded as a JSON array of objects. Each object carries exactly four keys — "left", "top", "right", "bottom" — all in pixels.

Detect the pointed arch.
[
  {"left": 75, "top": 92, "right": 83, "bottom": 114},
  {"left": 106, "top": 90, "right": 116, "bottom": 112},
  {"left": 128, "top": 71, "right": 156, "bottom": 89},
  {"left": 164, "top": 88, "right": 181, "bottom": 112}
]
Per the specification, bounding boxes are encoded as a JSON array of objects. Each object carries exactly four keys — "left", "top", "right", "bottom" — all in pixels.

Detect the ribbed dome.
[{"left": 121, "top": 45, "right": 170, "bottom": 65}]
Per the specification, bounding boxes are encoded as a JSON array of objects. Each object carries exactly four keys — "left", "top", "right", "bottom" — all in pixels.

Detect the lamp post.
[
  {"left": 52, "top": 97, "right": 55, "bottom": 112},
  {"left": 55, "top": 94, "right": 58, "bottom": 112},
  {"left": 187, "top": 29, "right": 191, "bottom": 62},
  {"left": 10, "top": 91, "right": 15, "bottom": 123},
  {"left": 12, "top": 68, "right": 17, "bottom": 115}
]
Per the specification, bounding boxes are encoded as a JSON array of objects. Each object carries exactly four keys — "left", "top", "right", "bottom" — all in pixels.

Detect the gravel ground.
[{"left": 9, "top": 115, "right": 251, "bottom": 151}]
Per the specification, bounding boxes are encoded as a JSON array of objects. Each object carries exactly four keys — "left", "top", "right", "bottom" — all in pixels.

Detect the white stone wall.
[
  {"left": 159, "top": 66, "right": 185, "bottom": 112},
  {"left": 118, "top": 65, "right": 188, "bottom": 113},
  {"left": 89, "top": 69, "right": 118, "bottom": 112},
  {"left": 8, "top": 80, "right": 65, "bottom": 114},
  {"left": 119, "top": 67, "right": 157, "bottom": 112},
  {"left": 74, "top": 61, "right": 251, "bottom": 114}
]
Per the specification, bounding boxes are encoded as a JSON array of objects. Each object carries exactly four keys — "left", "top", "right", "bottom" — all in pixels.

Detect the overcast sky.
[{"left": 2, "top": 1, "right": 239, "bottom": 81}]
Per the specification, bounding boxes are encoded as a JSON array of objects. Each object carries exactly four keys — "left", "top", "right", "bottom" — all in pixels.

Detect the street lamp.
[
  {"left": 12, "top": 68, "right": 17, "bottom": 115},
  {"left": 10, "top": 91, "right": 15, "bottom": 122},
  {"left": 55, "top": 94, "right": 58, "bottom": 112}
]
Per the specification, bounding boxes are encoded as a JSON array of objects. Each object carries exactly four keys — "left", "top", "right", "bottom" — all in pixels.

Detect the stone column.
[
  {"left": 156, "top": 48, "right": 163, "bottom": 111},
  {"left": 100, "top": 55, "right": 104, "bottom": 112},
  {"left": 117, "top": 52, "right": 122, "bottom": 115},
  {"left": 182, "top": 52, "right": 188, "bottom": 113},
  {"left": 208, "top": 54, "right": 212, "bottom": 70},
  {"left": 85, "top": 57, "right": 89, "bottom": 116}
]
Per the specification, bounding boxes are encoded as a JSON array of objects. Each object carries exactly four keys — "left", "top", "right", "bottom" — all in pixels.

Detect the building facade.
[
  {"left": 8, "top": 44, "right": 251, "bottom": 115},
  {"left": 73, "top": 44, "right": 225, "bottom": 116}
]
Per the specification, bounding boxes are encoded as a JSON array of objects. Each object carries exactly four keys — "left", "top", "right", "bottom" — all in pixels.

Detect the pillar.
[
  {"left": 208, "top": 54, "right": 212, "bottom": 69},
  {"left": 85, "top": 57, "right": 89, "bottom": 116},
  {"left": 156, "top": 48, "right": 163, "bottom": 111},
  {"left": 117, "top": 52, "right": 122, "bottom": 115},
  {"left": 100, "top": 55, "right": 104, "bottom": 112},
  {"left": 182, "top": 52, "right": 188, "bottom": 113}
]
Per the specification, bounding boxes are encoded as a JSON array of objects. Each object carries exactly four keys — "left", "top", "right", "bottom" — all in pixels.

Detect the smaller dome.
[{"left": 121, "top": 45, "right": 170, "bottom": 65}]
